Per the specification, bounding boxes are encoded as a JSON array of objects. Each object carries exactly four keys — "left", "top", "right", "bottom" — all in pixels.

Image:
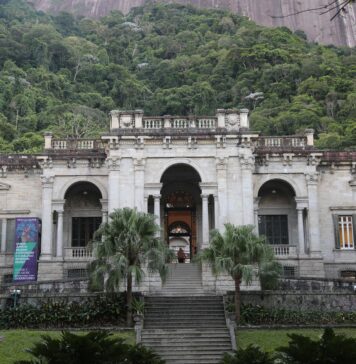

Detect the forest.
[{"left": 0, "top": 0, "right": 355, "bottom": 152}]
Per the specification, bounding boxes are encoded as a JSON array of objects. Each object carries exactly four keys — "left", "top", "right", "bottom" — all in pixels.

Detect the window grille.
[
  {"left": 283, "top": 266, "right": 296, "bottom": 278},
  {"left": 3, "top": 274, "right": 13, "bottom": 284},
  {"left": 258, "top": 215, "right": 289, "bottom": 245},
  {"left": 338, "top": 216, "right": 354, "bottom": 249},
  {"left": 67, "top": 268, "right": 88, "bottom": 279}
]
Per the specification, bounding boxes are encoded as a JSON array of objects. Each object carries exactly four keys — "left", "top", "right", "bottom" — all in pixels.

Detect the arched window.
[{"left": 169, "top": 221, "right": 191, "bottom": 236}]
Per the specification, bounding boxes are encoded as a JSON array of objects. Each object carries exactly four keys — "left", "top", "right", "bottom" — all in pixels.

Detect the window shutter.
[
  {"left": 352, "top": 215, "right": 356, "bottom": 250},
  {"left": 332, "top": 214, "right": 340, "bottom": 249}
]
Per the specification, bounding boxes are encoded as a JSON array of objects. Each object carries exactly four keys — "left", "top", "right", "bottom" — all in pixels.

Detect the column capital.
[
  {"left": 349, "top": 179, "right": 356, "bottom": 189},
  {"left": 201, "top": 194, "right": 209, "bottom": 200},
  {"left": 52, "top": 199, "right": 66, "bottom": 211},
  {"left": 216, "top": 157, "right": 228, "bottom": 170},
  {"left": 295, "top": 197, "right": 308, "bottom": 210},
  {"left": 253, "top": 197, "right": 261, "bottom": 210},
  {"left": 153, "top": 194, "right": 161, "bottom": 200},
  {"left": 106, "top": 157, "right": 120, "bottom": 171},
  {"left": 134, "top": 158, "right": 146, "bottom": 171},
  {"left": 306, "top": 173, "right": 319, "bottom": 185},
  {"left": 239, "top": 154, "right": 255, "bottom": 170},
  {"left": 100, "top": 198, "right": 108, "bottom": 211},
  {"left": 41, "top": 175, "right": 54, "bottom": 187}
]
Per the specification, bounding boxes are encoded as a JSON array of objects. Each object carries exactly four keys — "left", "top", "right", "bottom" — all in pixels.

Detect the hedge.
[{"left": 0, "top": 294, "right": 127, "bottom": 329}]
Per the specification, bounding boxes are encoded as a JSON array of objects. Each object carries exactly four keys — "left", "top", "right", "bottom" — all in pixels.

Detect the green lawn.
[
  {"left": 0, "top": 330, "right": 135, "bottom": 364},
  {"left": 237, "top": 328, "right": 356, "bottom": 352}
]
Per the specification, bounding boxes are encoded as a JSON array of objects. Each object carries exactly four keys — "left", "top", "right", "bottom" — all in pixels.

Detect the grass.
[
  {"left": 237, "top": 328, "right": 356, "bottom": 352},
  {"left": 0, "top": 330, "right": 135, "bottom": 364}
]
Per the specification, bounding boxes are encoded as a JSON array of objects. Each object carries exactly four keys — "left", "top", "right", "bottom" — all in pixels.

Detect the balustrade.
[
  {"left": 259, "top": 136, "right": 307, "bottom": 149},
  {"left": 64, "top": 247, "right": 93, "bottom": 259},
  {"left": 51, "top": 139, "right": 105, "bottom": 150},
  {"left": 272, "top": 245, "right": 297, "bottom": 257}
]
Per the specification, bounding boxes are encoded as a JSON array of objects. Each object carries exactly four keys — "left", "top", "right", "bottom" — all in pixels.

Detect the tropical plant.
[
  {"left": 14, "top": 331, "right": 165, "bottom": 364},
  {"left": 199, "top": 224, "right": 281, "bottom": 323},
  {"left": 89, "top": 208, "right": 174, "bottom": 326},
  {"left": 220, "top": 344, "right": 274, "bottom": 364},
  {"left": 276, "top": 327, "right": 356, "bottom": 364}
]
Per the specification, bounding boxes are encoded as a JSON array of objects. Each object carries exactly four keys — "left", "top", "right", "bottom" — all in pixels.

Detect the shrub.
[
  {"left": 220, "top": 345, "right": 274, "bottom": 364},
  {"left": 276, "top": 327, "right": 356, "bottom": 363},
  {"left": 14, "top": 331, "right": 165, "bottom": 364},
  {"left": 0, "top": 294, "right": 127, "bottom": 329},
  {"left": 227, "top": 302, "right": 356, "bottom": 326}
]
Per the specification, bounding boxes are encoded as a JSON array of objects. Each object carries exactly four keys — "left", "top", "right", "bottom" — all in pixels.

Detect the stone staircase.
[{"left": 141, "top": 263, "right": 232, "bottom": 364}]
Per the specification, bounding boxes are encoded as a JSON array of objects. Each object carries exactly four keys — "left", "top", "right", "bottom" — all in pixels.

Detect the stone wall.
[{"left": 240, "top": 278, "right": 356, "bottom": 312}]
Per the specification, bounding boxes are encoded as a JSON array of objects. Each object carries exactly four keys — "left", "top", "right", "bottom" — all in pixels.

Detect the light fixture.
[{"left": 271, "top": 189, "right": 277, "bottom": 194}]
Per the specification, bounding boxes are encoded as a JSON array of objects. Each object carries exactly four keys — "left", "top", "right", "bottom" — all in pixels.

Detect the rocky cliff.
[{"left": 27, "top": 0, "right": 356, "bottom": 47}]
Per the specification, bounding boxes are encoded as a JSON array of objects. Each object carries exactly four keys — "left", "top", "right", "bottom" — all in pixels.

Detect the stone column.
[
  {"left": 253, "top": 197, "right": 260, "bottom": 234},
  {"left": 297, "top": 209, "right": 305, "bottom": 254},
  {"left": 153, "top": 194, "right": 161, "bottom": 234},
  {"left": 201, "top": 194, "right": 209, "bottom": 249},
  {"left": 100, "top": 199, "right": 108, "bottom": 223},
  {"left": 107, "top": 158, "right": 120, "bottom": 213},
  {"left": 143, "top": 196, "right": 148, "bottom": 213},
  {"left": 134, "top": 159, "right": 145, "bottom": 212},
  {"left": 53, "top": 200, "right": 65, "bottom": 259},
  {"left": 350, "top": 179, "right": 356, "bottom": 203},
  {"left": 306, "top": 174, "right": 321, "bottom": 255},
  {"left": 213, "top": 195, "right": 219, "bottom": 229},
  {"left": 216, "top": 158, "right": 228, "bottom": 230},
  {"left": 56, "top": 210, "right": 64, "bottom": 258},
  {"left": 1, "top": 218, "right": 7, "bottom": 253},
  {"left": 40, "top": 176, "right": 54, "bottom": 259},
  {"left": 240, "top": 154, "right": 255, "bottom": 225}
]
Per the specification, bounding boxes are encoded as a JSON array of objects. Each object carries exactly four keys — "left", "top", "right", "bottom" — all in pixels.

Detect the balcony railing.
[
  {"left": 51, "top": 139, "right": 106, "bottom": 150},
  {"left": 272, "top": 245, "right": 297, "bottom": 257},
  {"left": 64, "top": 247, "right": 93, "bottom": 259},
  {"left": 143, "top": 116, "right": 217, "bottom": 129},
  {"left": 258, "top": 136, "right": 307, "bottom": 149}
]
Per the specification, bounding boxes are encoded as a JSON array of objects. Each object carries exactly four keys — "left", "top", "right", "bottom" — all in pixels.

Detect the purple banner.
[{"left": 13, "top": 218, "right": 39, "bottom": 282}]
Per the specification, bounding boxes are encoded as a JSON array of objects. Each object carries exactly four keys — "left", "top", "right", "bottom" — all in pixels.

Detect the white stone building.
[{"left": 0, "top": 109, "right": 356, "bottom": 291}]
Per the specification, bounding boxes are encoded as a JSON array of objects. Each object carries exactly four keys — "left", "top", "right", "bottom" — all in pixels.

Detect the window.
[
  {"left": 336, "top": 215, "right": 354, "bottom": 250},
  {"left": 67, "top": 268, "right": 88, "bottom": 279},
  {"left": 283, "top": 266, "right": 296, "bottom": 278},
  {"left": 340, "top": 270, "right": 356, "bottom": 280},
  {"left": 6, "top": 219, "right": 15, "bottom": 253},
  {"left": 258, "top": 215, "right": 289, "bottom": 245},
  {"left": 72, "top": 217, "right": 101, "bottom": 247}
]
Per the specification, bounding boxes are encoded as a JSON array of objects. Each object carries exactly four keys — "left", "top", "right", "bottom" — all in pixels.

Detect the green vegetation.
[
  {"left": 0, "top": 330, "right": 134, "bottom": 364},
  {"left": 14, "top": 331, "right": 164, "bottom": 364},
  {"left": 199, "top": 224, "right": 280, "bottom": 323},
  {"left": 0, "top": 0, "right": 355, "bottom": 153},
  {"left": 89, "top": 208, "right": 174, "bottom": 326},
  {"left": 227, "top": 303, "right": 356, "bottom": 326},
  {"left": 231, "top": 328, "right": 356, "bottom": 363},
  {"left": 0, "top": 294, "right": 127, "bottom": 329},
  {"left": 237, "top": 328, "right": 356, "bottom": 352}
]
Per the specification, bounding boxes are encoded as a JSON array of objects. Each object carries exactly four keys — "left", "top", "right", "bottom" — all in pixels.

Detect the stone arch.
[
  {"left": 159, "top": 159, "right": 205, "bottom": 183},
  {"left": 57, "top": 176, "right": 108, "bottom": 201},
  {"left": 254, "top": 175, "right": 301, "bottom": 198}
]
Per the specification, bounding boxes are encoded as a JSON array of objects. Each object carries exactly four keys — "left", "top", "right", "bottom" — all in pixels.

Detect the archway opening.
[
  {"left": 160, "top": 164, "right": 201, "bottom": 262},
  {"left": 257, "top": 179, "right": 297, "bottom": 246},
  {"left": 64, "top": 182, "right": 103, "bottom": 249}
]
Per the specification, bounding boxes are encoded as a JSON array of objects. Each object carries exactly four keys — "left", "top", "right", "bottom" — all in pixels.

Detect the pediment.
[{"left": 0, "top": 182, "right": 11, "bottom": 190}]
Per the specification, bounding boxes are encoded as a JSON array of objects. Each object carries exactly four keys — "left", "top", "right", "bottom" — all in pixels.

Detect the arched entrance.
[
  {"left": 160, "top": 164, "right": 201, "bottom": 261},
  {"left": 257, "top": 179, "right": 298, "bottom": 247},
  {"left": 64, "top": 182, "right": 103, "bottom": 251}
]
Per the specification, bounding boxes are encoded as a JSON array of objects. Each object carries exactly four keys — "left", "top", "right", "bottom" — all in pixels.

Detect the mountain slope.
[{"left": 26, "top": 0, "right": 356, "bottom": 47}]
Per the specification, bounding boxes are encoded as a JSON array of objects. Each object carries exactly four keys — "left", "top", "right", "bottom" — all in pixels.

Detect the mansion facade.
[{"left": 0, "top": 109, "right": 356, "bottom": 291}]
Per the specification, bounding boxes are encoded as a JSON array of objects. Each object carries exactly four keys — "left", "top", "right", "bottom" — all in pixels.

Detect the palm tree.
[
  {"left": 199, "top": 224, "right": 281, "bottom": 323},
  {"left": 89, "top": 208, "right": 174, "bottom": 326}
]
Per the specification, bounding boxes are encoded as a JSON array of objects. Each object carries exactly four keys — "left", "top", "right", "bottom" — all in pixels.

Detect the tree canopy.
[{"left": 0, "top": 0, "right": 355, "bottom": 152}]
